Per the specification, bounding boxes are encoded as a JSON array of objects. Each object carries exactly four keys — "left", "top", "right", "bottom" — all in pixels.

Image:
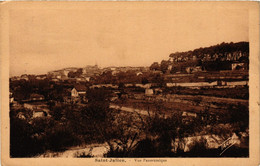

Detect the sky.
[{"left": 9, "top": 3, "right": 249, "bottom": 76}]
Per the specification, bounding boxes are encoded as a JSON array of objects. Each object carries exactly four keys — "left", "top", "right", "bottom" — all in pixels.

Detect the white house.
[
  {"left": 71, "top": 85, "right": 87, "bottom": 97},
  {"left": 145, "top": 88, "right": 154, "bottom": 96},
  {"left": 168, "top": 65, "right": 173, "bottom": 71},
  {"left": 85, "top": 77, "right": 91, "bottom": 82},
  {"left": 33, "top": 110, "right": 48, "bottom": 118}
]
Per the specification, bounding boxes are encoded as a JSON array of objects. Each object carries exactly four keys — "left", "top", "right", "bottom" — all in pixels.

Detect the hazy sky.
[{"left": 9, "top": 3, "right": 249, "bottom": 76}]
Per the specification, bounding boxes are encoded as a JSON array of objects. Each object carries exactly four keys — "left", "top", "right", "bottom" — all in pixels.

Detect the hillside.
[{"left": 150, "top": 42, "right": 249, "bottom": 73}]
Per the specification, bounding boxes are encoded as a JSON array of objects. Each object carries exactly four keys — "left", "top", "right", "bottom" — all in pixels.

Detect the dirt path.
[{"left": 110, "top": 104, "right": 150, "bottom": 116}]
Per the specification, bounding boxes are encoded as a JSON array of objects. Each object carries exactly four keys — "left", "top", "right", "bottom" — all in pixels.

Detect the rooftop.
[{"left": 74, "top": 84, "right": 87, "bottom": 91}]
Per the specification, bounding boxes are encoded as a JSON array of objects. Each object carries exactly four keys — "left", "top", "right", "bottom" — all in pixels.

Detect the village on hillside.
[{"left": 10, "top": 42, "right": 249, "bottom": 157}]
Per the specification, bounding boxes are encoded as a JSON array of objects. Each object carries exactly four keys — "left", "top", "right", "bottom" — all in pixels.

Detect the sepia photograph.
[{"left": 1, "top": 1, "right": 259, "bottom": 166}]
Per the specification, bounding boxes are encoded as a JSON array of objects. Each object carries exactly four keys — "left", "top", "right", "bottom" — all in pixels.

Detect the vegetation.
[
  {"left": 164, "top": 86, "right": 249, "bottom": 100},
  {"left": 150, "top": 42, "right": 249, "bottom": 73},
  {"left": 169, "top": 42, "right": 249, "bottom": 60},
  {"left": 10, "top": 88, "right": 113, "bottom": 157}
]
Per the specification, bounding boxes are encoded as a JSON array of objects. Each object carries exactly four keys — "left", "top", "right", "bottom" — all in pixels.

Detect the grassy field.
[{"left": 164, "top": 86, "right": 248, "bottom": 100}]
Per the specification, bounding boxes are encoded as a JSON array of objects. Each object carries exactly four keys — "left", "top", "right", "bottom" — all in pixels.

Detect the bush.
[
  {"left": 45, "top": 125, "right": 81, "bottom": 151},
  {"left": 129, "top": 138, "right": 158, "bottom": 157},
  {"left": 74, "top": 151, "right": 93, "bottom": 158},
  {"left": 187, "top": 137, "right": 208, "bottom": 156},
  {"left": 10, "top": 117, "right": 44, "bottom": 157}
]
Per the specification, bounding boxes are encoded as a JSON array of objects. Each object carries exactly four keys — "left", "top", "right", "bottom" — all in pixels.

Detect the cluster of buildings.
[
  {"left": 10, "top": 93, "right": 49, "bottom": 119},
  {"left": 17, "top": 65, "right": 149, "bottom": 82},
  {"left": 9, "top": 65, "right": 149, "bottom": 83}
]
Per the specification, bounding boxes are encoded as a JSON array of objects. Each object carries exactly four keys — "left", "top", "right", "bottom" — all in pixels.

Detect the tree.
[
  {"left": 150, "top": 62, "right": 160, "bottom": 71},
  {"left": 68, "top": 71, "right": 76, "bottom": 78},
  {"left": 76, "top": 68, "right": 83, "bottom": 75},
  {"left": 49, "top": 106, "right": 63, "bottom": 121},
  {"left": 68, "top": 68, "right": 83, "bottom": 78},
  {"left": 160, "top": 60, "right": 169, "bottom": 73},
  {"left": 141, "top": 77, "right": 149, "bottom": 84}
]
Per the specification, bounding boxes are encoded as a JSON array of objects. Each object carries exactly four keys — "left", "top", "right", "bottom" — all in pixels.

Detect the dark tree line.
[
  {"left": 150, "top": 42, "right": 249, "bottom": 73},
  {"left": 169, "top": 42, "right": 249, "bottom": 58}
]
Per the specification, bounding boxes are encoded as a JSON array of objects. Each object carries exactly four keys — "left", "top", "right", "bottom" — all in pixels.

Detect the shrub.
[
  {"left": 10, "top": 117, "right": 44, "bottom": 157},
  {"left": 44, "top": 124, "right": 81, "bottom": 151},
  {"left": 188, "top": 137, "right": 208, "bottom": 155},
  {"left": 74, "top": 151, "right": 93, "bottom": 158}
]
